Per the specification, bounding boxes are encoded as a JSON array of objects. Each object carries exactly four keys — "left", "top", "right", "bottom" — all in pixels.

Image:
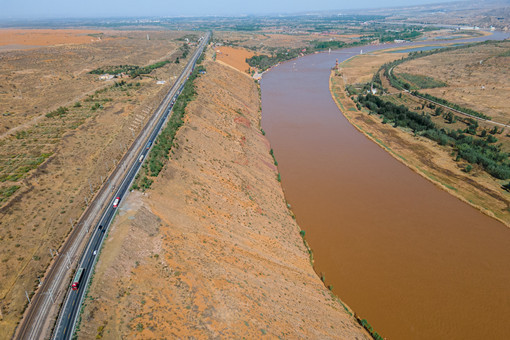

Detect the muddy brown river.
[{"left": 261, "top": 35, "right": 510, "bottom": 339}]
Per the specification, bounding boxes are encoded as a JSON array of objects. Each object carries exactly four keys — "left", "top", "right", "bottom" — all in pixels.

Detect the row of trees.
[
  {"left": 132, "top": 64, "right": 203, "bottom": 190},
  {"left": 378, "top": 42, "right": 494, "bottom": 120},
  {"left": 89, "top": 48, "right": 191, "bottom": 78},
  {"left": 411, "top": 91, "right": 491, "bottom": 120},
  {"left": 358, "top": 94, "right": 510, "bottom": 179}
]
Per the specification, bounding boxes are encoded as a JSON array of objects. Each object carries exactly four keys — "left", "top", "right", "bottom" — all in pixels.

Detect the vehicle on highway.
[
  {"left": 71, "top": 268, "right": 84, "bottom": 291},
  {"left": 138, "top": 154, "right": 144, "bottom": 162},
  {"left": 145, "top": 141, "right": 152, "bottom": 150},
  {"left": 113, "top": 197, "right": 120, "bottom": 208}
]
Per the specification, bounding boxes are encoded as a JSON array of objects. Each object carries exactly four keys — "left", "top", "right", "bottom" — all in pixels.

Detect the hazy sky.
[{"left": 2, "top": 0, "right": 445, "bottom": 19}]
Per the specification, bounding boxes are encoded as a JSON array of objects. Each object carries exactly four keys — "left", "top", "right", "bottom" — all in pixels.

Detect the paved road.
[{"left": 15, "top": 31, "right": 210, "bottom": 340}]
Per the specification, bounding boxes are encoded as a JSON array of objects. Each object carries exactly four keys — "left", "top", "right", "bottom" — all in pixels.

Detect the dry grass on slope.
[{"left": 78, "top": 60, "right": 369, "bottom": 339}]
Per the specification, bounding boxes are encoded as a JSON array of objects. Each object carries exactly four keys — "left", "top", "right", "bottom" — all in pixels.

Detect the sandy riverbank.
[{"left": 329, "top": 71, "right": 510, "bottom": 227}]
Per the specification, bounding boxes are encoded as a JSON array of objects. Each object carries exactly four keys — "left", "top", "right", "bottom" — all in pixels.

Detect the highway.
[{"left": 15, "top": 31, "right": 210, "bottom": 340}]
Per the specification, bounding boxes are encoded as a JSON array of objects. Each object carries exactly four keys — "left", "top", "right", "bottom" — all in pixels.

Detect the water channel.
[{"left": 261, "top": 33, "right": 510, "bottom": 339}]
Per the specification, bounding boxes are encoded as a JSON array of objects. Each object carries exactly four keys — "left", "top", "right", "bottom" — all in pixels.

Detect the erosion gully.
[{"left": 261, "top": 32, "right": 510, "bottom": 339}]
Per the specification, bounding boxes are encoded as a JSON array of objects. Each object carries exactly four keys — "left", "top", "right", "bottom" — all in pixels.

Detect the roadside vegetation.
[{"left": 132, "top": 60, "right": 205, "bottom": 191}]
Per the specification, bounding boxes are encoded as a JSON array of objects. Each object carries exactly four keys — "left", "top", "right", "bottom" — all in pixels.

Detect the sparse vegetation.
[
  {"left": 89, "top": 58, "right": 176, "bottom": 79},
  {"left": 133, "top": 64, "right": 204, "bottom": 190},
  {"left": 45, "top": 106, "right": 69, "bottom": 118}
]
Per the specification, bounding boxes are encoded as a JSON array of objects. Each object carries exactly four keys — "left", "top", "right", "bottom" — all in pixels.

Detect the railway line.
[{"left": 15, "top": 31, "right": 210, "bottom": 340}]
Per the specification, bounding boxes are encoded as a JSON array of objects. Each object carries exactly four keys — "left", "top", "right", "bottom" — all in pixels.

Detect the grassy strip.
[
  {"left": 132, "top": 64, "right": 205, "bottom": 191},
  {"left": 0, "top": 185, "right": 21, "bottom": 202},
  {"left": 359, "top": 319, "right": 384, "bottom": 340},
  {"left": 89, "top": 60, "right": 173, "bottom": 78},
  {"left": 397, "top": 72, "right": 446, "bottom": 89}
]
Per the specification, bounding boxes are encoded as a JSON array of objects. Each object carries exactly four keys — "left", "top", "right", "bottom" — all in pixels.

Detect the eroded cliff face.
[{"left": 78, "top": 60, "right": 368, "bottom": 339}]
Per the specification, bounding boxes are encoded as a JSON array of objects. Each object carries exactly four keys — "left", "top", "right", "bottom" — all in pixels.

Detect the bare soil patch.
[
  {"left": 215, "top": 46, "right": 256, "bottom": 73},
  {"left": 0, "top": 29, "right": 107, "bottom": 47}
]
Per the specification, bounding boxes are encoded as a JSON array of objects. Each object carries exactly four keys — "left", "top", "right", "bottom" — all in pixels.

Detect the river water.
[{"left": 261, "top": 33, "right": 510, "bottom": 339}]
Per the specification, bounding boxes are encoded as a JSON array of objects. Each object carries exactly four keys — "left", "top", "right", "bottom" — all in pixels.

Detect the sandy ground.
[
  {"left": 215, "top": 46, "right": 256, "bottom": 74},
  {"left": 77, "top": 58, "right": 369, "bottom": 339},
  {"left": 330, "top": 72, "right": 510, "bottom": 226},
  {"left": 0, "top": 29, "right": 107, "bottom": 47},
  {"left": 339, "top": 52, "right": 407, "bottom": 84},
  {"left": 0, "top": 31, "right": 191, "bottom": 337}
]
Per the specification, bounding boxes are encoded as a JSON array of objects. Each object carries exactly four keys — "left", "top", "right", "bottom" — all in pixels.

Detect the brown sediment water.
[{"left": 261, "top": 35, "right": 510, "bottom": 340}]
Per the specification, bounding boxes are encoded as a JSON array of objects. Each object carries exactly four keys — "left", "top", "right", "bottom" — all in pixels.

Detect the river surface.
[{"left": 261, "top": 33, "right": 510, "bottom": 339}]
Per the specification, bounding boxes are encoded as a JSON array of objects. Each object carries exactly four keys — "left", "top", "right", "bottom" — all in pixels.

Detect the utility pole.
[
  {"left": 47, "top": 290, "right": 55, "bottom": 304},
  {"left": 65, "top": 253, "right": 72, "bottom": 269}
]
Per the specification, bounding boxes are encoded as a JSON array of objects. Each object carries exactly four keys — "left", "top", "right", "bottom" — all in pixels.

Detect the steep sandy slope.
[{"left": 77, "top": 60, "right": 368, "bottom": 339}]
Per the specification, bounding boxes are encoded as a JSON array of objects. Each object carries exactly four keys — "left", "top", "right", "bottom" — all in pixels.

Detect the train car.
[{"left": 71, "top": 267, "right": 84, "bottom": 291}]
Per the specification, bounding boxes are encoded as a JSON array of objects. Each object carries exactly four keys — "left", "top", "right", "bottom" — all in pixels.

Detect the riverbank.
[
  {"left": 329, "top": 71, "right": 510, "bottom": 227},
  {"left": 76, "top": 58, "right": 369, "bottom": 338}
]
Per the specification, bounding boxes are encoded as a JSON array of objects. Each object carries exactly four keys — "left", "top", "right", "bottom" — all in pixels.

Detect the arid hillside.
[{"left": 77, "top": 59, "right": 369, "bottom": 338}]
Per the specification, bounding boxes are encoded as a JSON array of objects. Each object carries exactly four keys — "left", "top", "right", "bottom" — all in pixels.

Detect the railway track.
[{"left": 14, "top": 32, "right": 210, "bottom": 340}]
